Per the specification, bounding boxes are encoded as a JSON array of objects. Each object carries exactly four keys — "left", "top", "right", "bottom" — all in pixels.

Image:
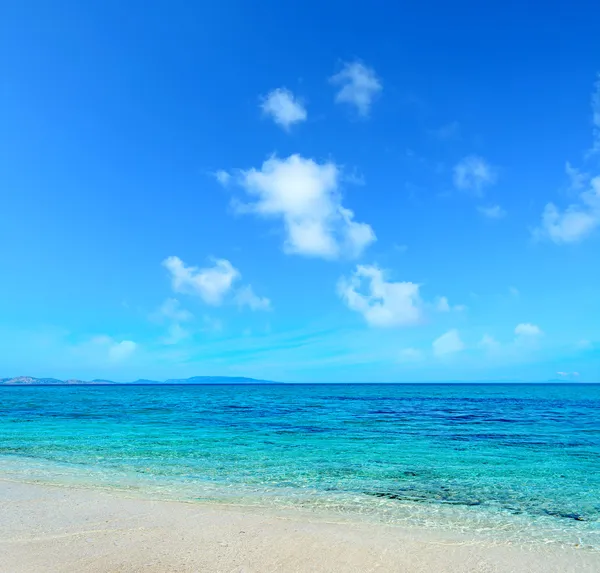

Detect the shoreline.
[
  {"left": 1, "top": 454, "right": 598, "bottom": 551},
  {"left": 1, "top": 479, "right": 599, "bottom": 573}
]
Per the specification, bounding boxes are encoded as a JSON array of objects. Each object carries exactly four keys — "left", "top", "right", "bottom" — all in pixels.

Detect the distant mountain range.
[{"left": 0, "top": 375, "right": 279, "bottom": 385}]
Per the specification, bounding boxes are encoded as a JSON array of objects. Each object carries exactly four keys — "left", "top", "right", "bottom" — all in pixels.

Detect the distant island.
[{"left": 0, "top": 376, "right": 279, "bottom": 386}]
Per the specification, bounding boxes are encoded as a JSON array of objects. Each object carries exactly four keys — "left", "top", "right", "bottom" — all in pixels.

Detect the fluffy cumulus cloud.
[
  {"left": 533, "top": 176, "right": 600, "bottom": 244},
  {"left": 433, "top": 329, "right": 464, "bottom": 357},
  {"left": 337, "top": 264, "right": 422, "bottom": 327},
  {"left": 163, "top": 256, "right": 239, "bottom": 305},
  {"left": 329, "top": 61, "right": 382, "bottom": 117},
  {"left": 453, "top": 155, "right": 496, "bottom": 195},
  {"left": 234, "top": 154, "right": 375, "bottom": 259},
  {"left": 163, "top": 257, "right": 270, "bottom": 311},
  {"left": 261, "top": 88, "right": 307, "bottom": 130},
  {"left": 478, "top": 205, "right": 506, "bottom": 219}
]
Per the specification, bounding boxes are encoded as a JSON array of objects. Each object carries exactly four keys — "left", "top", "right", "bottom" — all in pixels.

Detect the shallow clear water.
[{"left": 1, "top": 384, "right": 599, "bottom": 548}]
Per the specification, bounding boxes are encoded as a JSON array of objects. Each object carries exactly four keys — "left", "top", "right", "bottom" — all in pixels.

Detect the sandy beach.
[{"left": 0, "top": 480, "right": 598, "bottom": 573}]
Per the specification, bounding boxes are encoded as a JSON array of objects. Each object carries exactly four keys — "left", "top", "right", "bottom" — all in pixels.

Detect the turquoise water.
[{"left": 1, "top": 384, "right": 599, "bottom": 548}]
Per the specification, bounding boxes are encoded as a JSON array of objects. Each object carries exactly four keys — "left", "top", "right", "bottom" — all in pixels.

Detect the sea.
[{"left": 1, "top": 383, "right": 599, "bottom": 549}]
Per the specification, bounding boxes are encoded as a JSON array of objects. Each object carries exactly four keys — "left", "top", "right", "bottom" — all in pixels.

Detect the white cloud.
[
  {"left": 109, "top": 340, "right": 137, "bottom": 361},
  {"left": 163, "top": 257, "right": 270, "bottom": 312},
  {"left": 453, "top": 155, "right": 496, "bottom": 195},
  {"left": 338, "top": 264, "right": 422, "bottom": 327},
  {"left": 234, "top": 154, "right": 375, "bottom": 259},
  {"left": 399, "top": 348, "right": 423, "bottom": 362},
  {"left": 88, "top": 336, "right": 137, "bottom": 362},
  {"left": 434, "top": 296, "right": 466, "bottom": 313},
  {"left": 163, "top": 256, "right": 239, "bottom": 305},
  {"left": 154, "top": 298, "right": 193, "bottom": 323},
  {"left": 330, "top": 61, "right": 382, "bottom": 117},
  {"left": 433, "top": 329, "right": 464, "bottom": 356},
  {"left": 478, "top": 205, "right": 506, "bottom": 219},
  {"left": 234, "top": 285, "right": 271, "bottom": 311},
  {"left": 533, "top": 176, "right": 600, "bottom": 244},
  {"left": 214, "top": 170, "right": 231, "bottom": 186},
  {"left": 515, "top": 323, "right": 543, "bottom": 337},
  {"left": 534, "top": 80, "right": 600, "bottom": 244},
  {"left": 565, "top": 162, "right": 587, "bottom": 191},
  {"left": 479, "top": 334, "right": 500, "bottom": 351},
  {"left": 557, "top": 371, "right": 580, "bottom": 378},
  {"left": 152, "top": 299, "right": 194, "bottom": 345},
  {"left": 261, "top": 88, "right": 307, "bottom": 130},
  {"left": 163, "top": 323, "right": 190, "bottom": 345}
]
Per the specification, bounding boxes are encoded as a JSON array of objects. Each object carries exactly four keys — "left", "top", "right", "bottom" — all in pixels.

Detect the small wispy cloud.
[
  {"left": 588, "top": 74, "right": 600, "bottom": 157},
  {"left": 434, "top": 296, "right": 466, "bottom": 312},
  {"left": 534, "top": 78, "right": 600, "bottom": 244},
  {"left": 432, "top": 329, "right": 464, "bottom": 357},
  {"left": 83, "top": 335, "right": 138, "bottom": 363},
  {"left": 453, "top": 155, "right": 496, "bottom": 195},
  {"left": 478, "top": 205, "right": 506, "bottom": 219},
  {"left": 234, "top": 285, "right": 271, "bottom": 311},
  {"left": 330, "top": 61, "right": 382, "bottom": 117},
  {"left": 398, "top": 348, "right": 423, "bottom": 362},
  {"left": 163, "top": 257, "right": 270, "bottom": 311},
  {"left": 479, "top": 334, "right": 500, "bottom": 352},
  {"left": 429, "top": 121, "right": 460, "bottom": 141},
  {"left": 533, "top": 176, "right": 600, "bottom": 244},
  {"left": 214, "top": 170, "right": 231, "bottom": 186},
  {"left": 261, "top": 88, "right": 307, "bottom": 131},
  {"left": 565, "top": 162, "right": 588, "bottom": 192},
  {"left": 151, "top": 298, "right": 194, "bottom": 345},
  {"left": 556, "top": 371, "right": 580, "bottom": 378},
  {"left": 515, "top": 322, "right": 543, "bottom": 339}
]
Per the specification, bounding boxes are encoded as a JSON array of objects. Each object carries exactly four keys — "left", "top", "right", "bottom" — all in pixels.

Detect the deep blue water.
[{"left": 1, "top": 384, "right": 599, "bottom": 547}]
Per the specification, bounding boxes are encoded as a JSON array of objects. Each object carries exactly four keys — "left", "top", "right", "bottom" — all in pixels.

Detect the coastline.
[{"left": 1, "top": 479, "right": 599, "bottom": 573}]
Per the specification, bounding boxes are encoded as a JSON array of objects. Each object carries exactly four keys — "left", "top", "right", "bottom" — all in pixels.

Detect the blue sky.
[{"left": 1, "top": 1, "right": 599, "bottom": 382}]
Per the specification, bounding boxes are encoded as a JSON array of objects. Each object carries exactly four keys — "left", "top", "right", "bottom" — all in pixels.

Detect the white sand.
[{"left": 1, "top": 480, "right": 598, "bottom": 573}]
